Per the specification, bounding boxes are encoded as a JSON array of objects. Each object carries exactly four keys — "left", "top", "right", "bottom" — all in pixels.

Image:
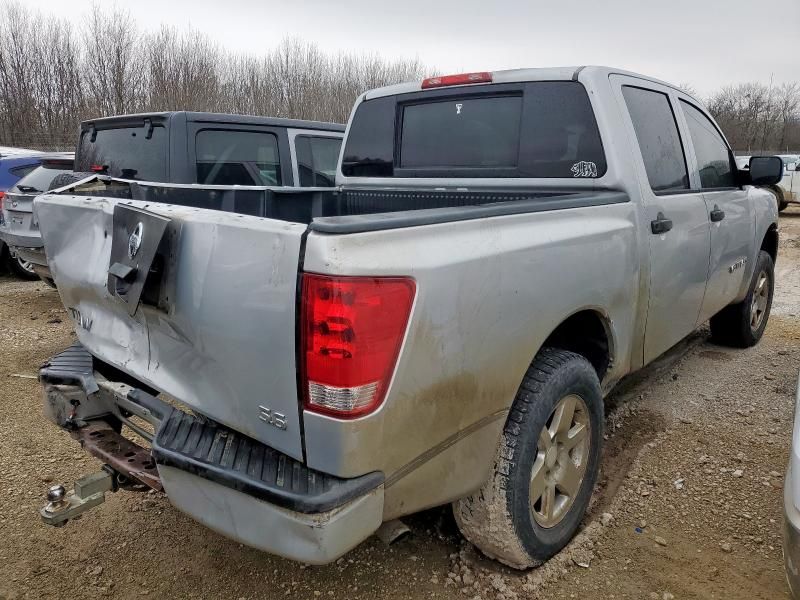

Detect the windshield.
[
  {"left": 76, "top": 124, "right": 167, "bottom": 181},
  {"left": 342, "top": 81, "right": 606, "bottom": 178}
]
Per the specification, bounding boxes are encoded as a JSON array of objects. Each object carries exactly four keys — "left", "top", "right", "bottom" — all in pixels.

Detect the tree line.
[
  {"left": 0, "top": 2, "right": 423, "bottom": 150},
  {"left": 0, "top": 1, "right": 798, "bottom": 154}
]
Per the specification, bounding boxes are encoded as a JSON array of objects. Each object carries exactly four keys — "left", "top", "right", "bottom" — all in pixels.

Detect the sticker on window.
[{"left": 571, "top": 161, "right": 598, "bottom": 178}]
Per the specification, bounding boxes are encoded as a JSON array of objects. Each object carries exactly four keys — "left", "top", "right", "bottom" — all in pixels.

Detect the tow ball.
[{"left": 40, "top": 466, "right": 117, "bottom": 527}]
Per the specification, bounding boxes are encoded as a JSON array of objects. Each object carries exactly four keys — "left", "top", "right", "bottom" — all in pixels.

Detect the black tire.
[
  {"left": 9, "top": 253, "right": 39, "bottom": 280},
  {"left": 710, "top": 250, "right": 774, "bottom": 348},
  {"left": 779, "top": 201, "right": 789, "bottom": 212},
  {"left": 453, "top": 348, "right": 603, "bottom": 569}
]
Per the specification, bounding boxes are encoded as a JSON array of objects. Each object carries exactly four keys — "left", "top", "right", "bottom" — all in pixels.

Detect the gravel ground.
[{"left": 2, "top": 208, "right": 800, "bottom": 599}]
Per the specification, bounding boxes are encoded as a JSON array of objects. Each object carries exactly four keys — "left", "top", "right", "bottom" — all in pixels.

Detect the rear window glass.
[
  {"left": 295, "top": 136, "right": 341, "bottom": 186},
  {"left": 9, "top": 163, "right": 38, "bottom": 178},
  {"left": 401, "top": 96, "right": 521, "bottom": 169},
  {"left": 11, "top": 162, "right": 74, "bottom": 193},
  {"left": 76, "top": 125, "right": 167, "bottom": 181},
  {"left": 342, "top": 81, "right": 606, "bottom": 179},
  {"left": 196, "top": 129, "right": 281, "bottom": 186}
]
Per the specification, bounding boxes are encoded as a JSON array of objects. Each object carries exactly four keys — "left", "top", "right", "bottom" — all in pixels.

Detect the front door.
[
  {"left": 612, "top": 76, "right": 711, "bottom": 364},
  {"left": 676, "top": 99, "right": 753, "bottom": 322}
]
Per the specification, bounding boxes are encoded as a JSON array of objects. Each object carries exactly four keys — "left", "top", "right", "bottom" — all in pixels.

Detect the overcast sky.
[{"left": 22, "top": 0, "right": 800, "bottom": 97}]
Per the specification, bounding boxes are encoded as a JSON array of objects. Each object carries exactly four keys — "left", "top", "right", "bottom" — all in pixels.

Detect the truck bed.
[{"left": 60, "top": 175, "right": 628, "bottom": 232}]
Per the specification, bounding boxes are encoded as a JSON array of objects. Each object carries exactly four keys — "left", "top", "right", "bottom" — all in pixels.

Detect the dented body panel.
[{"left": 36, "top": 194, "right": 308, "bottom": 460}]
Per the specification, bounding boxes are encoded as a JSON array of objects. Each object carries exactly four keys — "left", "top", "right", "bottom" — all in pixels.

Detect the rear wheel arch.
[{"left": 537, "top": 308, "right": 615, "bottom": 384}]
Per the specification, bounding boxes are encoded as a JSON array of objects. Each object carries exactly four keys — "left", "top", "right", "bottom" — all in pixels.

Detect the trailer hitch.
[
  {"left": 40, "top": 467, "right": 117, "bottom": 527},
  {"left": 40, "top": 417, "right": 164, "bottom": 527}
]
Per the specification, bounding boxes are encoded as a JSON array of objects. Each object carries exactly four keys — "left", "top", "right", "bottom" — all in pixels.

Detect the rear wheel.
[
  {"left": 9, "top": 252, "right": 38, "bottom": 280},
  {"left": 710, "top": 250, "right": 774, "bottom": 347},
  {"left": 453, "top": 348, "right": 603, "bottom": 569}
]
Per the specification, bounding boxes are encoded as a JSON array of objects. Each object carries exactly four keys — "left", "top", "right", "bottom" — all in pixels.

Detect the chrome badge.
[
  {"left": 728, "top": 257, "right": 747, "bottom": 274},
  {"left": 128, "top": 222, "right": 143, "bottom": 259}
]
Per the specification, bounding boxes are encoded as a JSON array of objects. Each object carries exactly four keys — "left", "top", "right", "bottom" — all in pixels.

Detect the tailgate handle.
[{"left": 108, "top": 262, "right": 138, "bottom": 283}]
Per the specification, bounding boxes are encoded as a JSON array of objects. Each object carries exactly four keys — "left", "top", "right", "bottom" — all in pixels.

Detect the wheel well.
[
  {"left": 761, "top": 224, "right": 778, "bottom": 264},
  {"left": 541, "top": 310, "right": 611, "bottom": 379},
  {"left": 768, "top": 185, "right": 784, "bottom": 202}
]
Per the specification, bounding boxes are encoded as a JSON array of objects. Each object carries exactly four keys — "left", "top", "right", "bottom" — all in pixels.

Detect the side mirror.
[{"left": 747, "top": 156, "right": 784, "bottom": 185}]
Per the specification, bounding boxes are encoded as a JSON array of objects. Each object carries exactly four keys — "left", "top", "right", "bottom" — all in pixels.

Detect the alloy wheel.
[{"left": 529, "top": 393, "right": 591, "bottom": 528}]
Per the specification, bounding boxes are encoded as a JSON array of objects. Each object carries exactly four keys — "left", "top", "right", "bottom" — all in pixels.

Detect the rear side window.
[
  {"left": 679, "top": 101, "right": 737, "bottom": 189},
  {"left": 11, "top": 162, "right": 74, "bottom": 193},
  {"left": 622, "top": 86, "right": 689, "bottom": 193},
  {"left": 196, "top": 129, "right": 281, "bottom": 186},
  {"left": 76, "top": 125, "right": 167, "bottom": 181},
  {"left": 295, "top": 136, "right": 341, "bottom": 186},
  {"left": 342, "top": 81, "right": 606, "bottom": 178}
]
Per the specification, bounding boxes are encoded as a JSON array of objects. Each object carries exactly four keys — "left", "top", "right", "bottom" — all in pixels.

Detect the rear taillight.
[
  {"left": 0, "top": 191, "right": 5, "bottom": 216},
  {"left": 300, "top": 274, "right": 416, "bottom": 419},
  {"left": 421, "top": 71, "right": 492, "bottom": 89}
]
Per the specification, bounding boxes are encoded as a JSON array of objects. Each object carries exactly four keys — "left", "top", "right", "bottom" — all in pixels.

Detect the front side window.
[
  {"left": 680, "top": 101, "right": 737, "bottom": 189},
  {"left": 295, "top": 136, "right": 341, "bottom": 186},
  {"left": 195, "top": 129, "right": 281, "bottom": 186},
  {"left": 622, "top": 86, "right": 689, "bottom": 193}
]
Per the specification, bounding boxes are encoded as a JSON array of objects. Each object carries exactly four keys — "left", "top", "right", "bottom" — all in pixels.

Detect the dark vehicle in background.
[
  {"left": 77, "top": 111, "right": 344, "bottom": 186},
  {"left": 0, "top": 153, "right": 74, "bottom": 281},
  {"left": 0, "top": 148, "right": 45, "bottom": 276},
  {"left": 2, "top": 112, "right": 343, "bottom": 283}
]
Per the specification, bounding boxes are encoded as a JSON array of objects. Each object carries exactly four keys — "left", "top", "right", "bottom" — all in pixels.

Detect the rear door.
[
  {"left": 612, "top": 76, "right": 711, "bottom": 363},
  {"left": 677, "top": 99, "right": 752, "bottom": 322},
  {"left": 35, "top": 194, "right": 308, "bottom": 460}
]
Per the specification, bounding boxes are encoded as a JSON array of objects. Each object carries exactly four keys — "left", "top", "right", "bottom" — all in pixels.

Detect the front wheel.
[
  {"left": 453, "top": 348, "right": 603, "bottom": 569},
  {"left": 710, "top": 250, "right": 774, "bottom": 347}
]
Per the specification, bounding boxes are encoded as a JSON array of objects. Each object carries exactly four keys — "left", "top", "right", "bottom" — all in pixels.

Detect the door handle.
[
  {"left": 710, "top": 205, "right": 725, "bottom": 222},
  {"left": 650, "top": 212, "right": 673, "bottom": 234}
]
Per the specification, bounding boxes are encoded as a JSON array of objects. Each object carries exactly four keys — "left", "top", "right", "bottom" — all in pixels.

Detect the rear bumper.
[
  {"left": 0, "top": 229, "right": 44, "bottom": 249},
  {"left": 39, "top": 343, "right": 385, "bottom": 564}
]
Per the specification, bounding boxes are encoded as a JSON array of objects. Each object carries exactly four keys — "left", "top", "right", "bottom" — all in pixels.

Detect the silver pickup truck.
[{"left": 35, "top": 67, "right": 783, "bottom": 568}]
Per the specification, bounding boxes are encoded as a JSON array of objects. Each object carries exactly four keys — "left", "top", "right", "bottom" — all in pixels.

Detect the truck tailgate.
[{"left": 35, "top": 194, "right": 308, "bottom": 460}]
